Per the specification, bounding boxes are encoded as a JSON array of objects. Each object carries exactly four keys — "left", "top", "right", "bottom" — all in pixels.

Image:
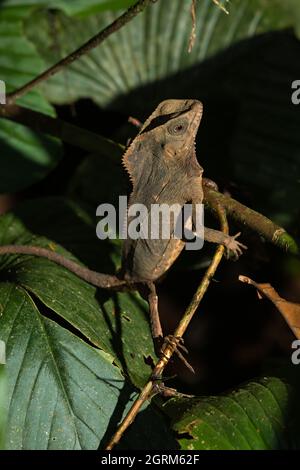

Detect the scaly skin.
[{"left": 0, "top": 99, "right": 246, "bottom": 350}]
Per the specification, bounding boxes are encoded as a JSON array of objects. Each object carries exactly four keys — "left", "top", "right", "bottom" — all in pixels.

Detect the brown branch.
[
  {"left": 0, "top": 103, "right": 122, "bottom": 157},
  {"left": 105, "top": 204, "right": 228, "bottom": 450},
  {"left": 1, "top": 104, "right": 298, "bottom": 258},
  {"left": 7, "top": 0, "right": 158, "bottom": 104},
  {"left": 204, "top": 187, "right": 299, "bottom": 255}
]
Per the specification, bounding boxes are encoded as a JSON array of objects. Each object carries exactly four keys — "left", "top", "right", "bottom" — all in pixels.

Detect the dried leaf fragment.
[
  {"left": 188, "top": 0, "right": 197, "bottom": 53},
  {"left": 239, "top": 275, "right": 300, "bottom": 340},
  {"left": 212, "top": 0, "right": 229, "bottom": 15}
]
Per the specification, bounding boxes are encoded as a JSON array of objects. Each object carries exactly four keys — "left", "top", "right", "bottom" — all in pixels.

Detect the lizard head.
[
  {"left": 122, "top": 99, "right": 203, "bottom": 184},
  {"left": 151, "top": 99, "right": 203, "bottom": 165}
]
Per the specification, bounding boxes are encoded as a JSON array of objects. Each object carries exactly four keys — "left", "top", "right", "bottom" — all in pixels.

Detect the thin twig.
[
  {"left": 188, "top": 0, "right": 197, "bottom": 53},
  {"left": 128, "top": 116, "right": 142, "bottom": 129},
  {"left": 212, "top": 0, "right": 229, "bottom": 15},
  {"left": 6, "top": 0, "right": 158, "bottom": 104},
  {"left": 105, "top": 204, "right": 228, "bottom": 450},
  {"left": 0, "top": 103, "right": 122, "bottom": 157}
]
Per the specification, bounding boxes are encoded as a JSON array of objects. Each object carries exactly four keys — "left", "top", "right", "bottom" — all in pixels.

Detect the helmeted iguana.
[{"left": 0, "top": 99, "right": 246, "bottom": 354}]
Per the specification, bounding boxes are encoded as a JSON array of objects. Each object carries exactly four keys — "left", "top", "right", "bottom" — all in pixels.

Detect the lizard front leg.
[
  {"left": 190, "top": 179, "right": 247, "bottom": 258},
  {"left": 204, "top": 228, "right": 247, "bottom": 259}
]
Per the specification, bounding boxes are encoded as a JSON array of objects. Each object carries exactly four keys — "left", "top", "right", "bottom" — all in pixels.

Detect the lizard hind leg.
[
  {"left": 140, "top": 282, "right": 195, "bottom": 374},
  {"left": 145, "top": 281, "right": 164, "bottom": 355},
  {"left": 137, "top": 281, "right": 163, "bottom": 354},
  {"left": 138, "top": 281, "right": 165, "bottom": 355}
]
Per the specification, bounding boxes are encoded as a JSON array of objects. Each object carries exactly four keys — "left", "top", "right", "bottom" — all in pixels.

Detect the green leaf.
[
  {"left": 0, "top": 198, "right": 155, "bottom": 388},
  {"left": 23, "top": 0, "right": 300, "bottom": 225},
  {"left": 0, "top": 282, "right": 126, "bottom": 449},
  {"left": 23, "top": 0, "right": 300, "bottom": 106},
  {"left": 0, "top": 6, "right": 62, "bottom": 193},
  {"left": 0, "top": 119, "right": 62, "bottom": 194},
  {"left": 1, "top": 0, "right": 136, "bottom": 17},
  {"left": 0, "top": 282, "right": 175, "bottom": 449},
  {"left": 0, "top": 363, "right": 6, "bottom": 450},
  {"left": 164, "top": 376, "right": 300, "bottom": 450}
]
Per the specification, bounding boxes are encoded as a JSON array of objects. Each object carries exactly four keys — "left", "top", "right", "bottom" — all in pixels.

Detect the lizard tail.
[{"left": 0, "top": 245, "right": 126, "bottom": 289}]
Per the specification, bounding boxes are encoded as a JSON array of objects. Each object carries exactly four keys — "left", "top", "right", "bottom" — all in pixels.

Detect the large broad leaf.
[
  {"left": 164, "top": 376, "right": 300, "bottom": 450},
  {"left": 2, "top": 0, "right": 300, "bottom": 213},
  {"left": 0, "top": 0, "right": 138, "bottom": 193},
  {"left": 0, "top": 282, "right": 128, "bottom": 449},
  {"left": 23, "top": 0, "right": 300, "bottom": 106},
  {"left": 0, "top": 6, "right": 62, "bottom": 193},
  {"left": 0, "top": 283, "right": 174, "bottom": 449},
  {"left": 0, "top": 198, "right": 178, "bottom": 450},
  {"left": 0, "top": 198, "right": 156, "bottom": 388},
  {"left": 48, "top": 0, "right": 300, "bottom": 226}
]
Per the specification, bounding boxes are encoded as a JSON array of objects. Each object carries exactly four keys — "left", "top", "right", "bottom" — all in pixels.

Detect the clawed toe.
[
  {"left": 224, "top": 232, "right": 247, "bottom": 260},
  {"left": 152, "top": 383, "right": 194, "bottom": 398},
  {"left": 160, "top": 335, "right": 195, "bottom": 373}
]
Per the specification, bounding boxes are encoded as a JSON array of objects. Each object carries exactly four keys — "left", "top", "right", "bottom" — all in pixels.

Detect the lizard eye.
[{"left": 167, "top": 119, "right": 188, "bottom": 136}]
